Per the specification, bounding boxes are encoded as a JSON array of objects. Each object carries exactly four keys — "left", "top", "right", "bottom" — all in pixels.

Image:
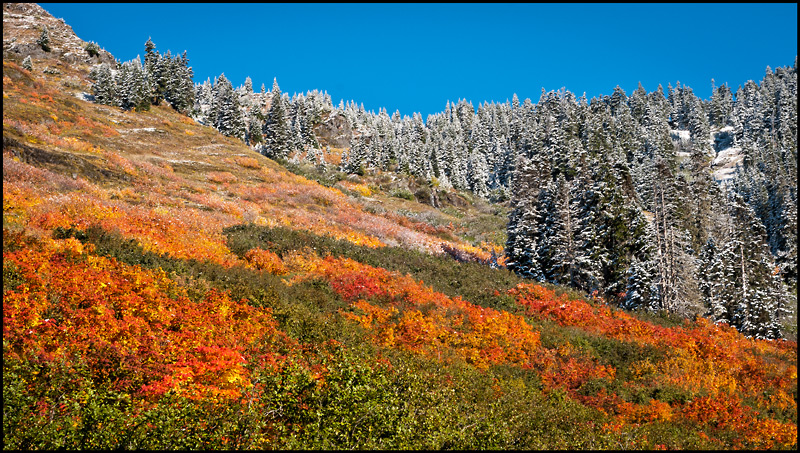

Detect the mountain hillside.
[{"left": 3, "top": 4, "right": 797, "bottom": 450}]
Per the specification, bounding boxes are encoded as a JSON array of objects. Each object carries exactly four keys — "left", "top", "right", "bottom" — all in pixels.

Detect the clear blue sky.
[{"left": 40, "top": 3, "right": 797, "bottom": 119}]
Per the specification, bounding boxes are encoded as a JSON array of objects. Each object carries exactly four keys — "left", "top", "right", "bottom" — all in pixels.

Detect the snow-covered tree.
[
  {"left": 211, "top": 73, "right": 245, "bottom": 140},
  {"left": 37, "top": 25, "right": 50, "bottom": 52},
  {"left": 262, "top": 78, "right": 291, "bottom": 159}
]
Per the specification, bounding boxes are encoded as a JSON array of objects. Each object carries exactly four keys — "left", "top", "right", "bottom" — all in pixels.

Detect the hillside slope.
[{"left": 3, "top": 3, "right": 797, "bottom": 450}]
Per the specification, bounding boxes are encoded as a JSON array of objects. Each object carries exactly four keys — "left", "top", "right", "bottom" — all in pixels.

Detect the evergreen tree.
[
  {"left": 623, "top": 256, "right": 656, "bottom": 311},
  {"left": 37, "top": 25, "right": 50, "bottom": 52},
  {"left": 91, "top": 64, "right": 116, "bottom": 106},
  {"left": 143, "top": 38, "right": 161, "bottom": 104},
  {"left": 726, "top": 192, "right": 792, "bottom": 338},
  {"left": 698, "top": 237, "right": 728, "bottom": 321},
  {"left": 570, "top": 164, "right": 605, "bottom": 294},
  {"left": 538, "top": 175, "right": 581, "bottom": 287},
  {"left": 85, "top": 41, "right": 101, "bottom": 58},
  {"left": 21, "top": 55, "right": 32, "bottom": 71},
  {"left": 115, "top": 57, "right": 151, "bottom": 111},
  {"left": 342, "top": 135, "right": 369, "bottom": 175},
  {"left": 262, "top": 78, "right": 291, "bottom": 159},
  {"left": 709, "top": 82, "right": 734, "bottom": 128},
  {"left": 163, "top": 51, "right": 195, "bottom": 114},
  {"left": 506, "top": 156, "right": 546, "bottom": 280},
  {"left": 246, "top": 103, "right": 264, "bottom": 146},
  {"left": 211, "top": 73, "right": 245, "bottom": 140}
]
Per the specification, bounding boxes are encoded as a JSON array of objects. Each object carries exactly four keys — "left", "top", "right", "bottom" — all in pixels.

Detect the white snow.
[
  {"left": 119, "top": 127, "right": 161, "bottom": 134},
  {"left": 670, "top": 129, "right": 691, "bottom": 142},
  {"left": 669, "top": 129, "right": 693, "bottom": 154},
  {"left": 712, "top": 146, "right": 743, "bottom": 168},
  {"left": 74, "top": 91, "right": 94, "bottom": 102},
  {"left": 708, "top": 126, "right": 743, "bottom": 182}
]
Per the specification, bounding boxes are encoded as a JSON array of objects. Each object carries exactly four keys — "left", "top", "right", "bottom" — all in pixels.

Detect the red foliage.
[
  {"left": 509, "top": 282, "right": 797, "bottom": 447},
  {"left": 3, "top": 238, "right": 290, "bottom": 402},
  {"left": 243, "top": 248, "right": 288, "bottom": 275}
]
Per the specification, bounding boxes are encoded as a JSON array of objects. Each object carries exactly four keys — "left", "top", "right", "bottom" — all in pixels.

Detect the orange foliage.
[
  {"left": 234, "top": 156, "right": 261, "bottom": 169},
  {"left": 510, "top": 282, "right": 797, "bottom": 447},
  {"left": 297, "top": 255, "right": 545, "bottom": 369},
  {"left": 244, "top": 248, "right": 288, "bottom": 275},
  {"left": 3, "top": 238, "right": 289, "bottom": 402},
  {"left": 207, "top": 171, "right": 237, "bottom": 184}
]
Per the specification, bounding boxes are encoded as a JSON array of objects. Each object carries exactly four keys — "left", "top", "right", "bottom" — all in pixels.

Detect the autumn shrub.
[
  {"left": 207, "top": 171, "right": 237, "bottom": 184},
  {"left": 278, "top": 158, "right": 346, "bottom": 188},
  {"left": 3, "top": 353, "right": 268, "bottom": 450},
  {"left": 223, "top": 224, "right": 524, "bottom": 312},
  {"left": 234, "top": 155, "right": 261, "bottom": 169},
  {"left": 50, "top": 225, "right": 353, "bottom": 343},
  {"left": 3, "top": 356, "right": 135, "bottom": 450},
  {"left": 243, "top": 247, "right": 287, "bottom": 275}
]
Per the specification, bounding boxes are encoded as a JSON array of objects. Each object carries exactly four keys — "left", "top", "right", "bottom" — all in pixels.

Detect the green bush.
[
  {"left": 5, "top": 224, "right": 749, "bottom": 449},
  {"left": 85, "top": 41, "right": 100, "bottom": 57},
  {"left": 278, "top": 159, "right": 346, "bottom": 188},
  {"left": 390, "top": 189, "right": 415, "bottom": 201},
  {"left": 223, "top": 223, "right": 525, "bottom": 313}
]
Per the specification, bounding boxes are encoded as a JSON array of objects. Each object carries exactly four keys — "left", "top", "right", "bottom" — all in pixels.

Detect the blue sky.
[{"left": 40, "top": 3, "right": 797, "bottom": 119}]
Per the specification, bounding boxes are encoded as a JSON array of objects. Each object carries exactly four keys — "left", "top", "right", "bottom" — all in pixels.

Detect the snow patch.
[
  {"left": 670, "top": 129, "right": 692, "bottom": 153},
  {"left": 670, "top": 129, "right": 691, "bottom": 142},
  {"left": 710, "top": 127, "right": 742, "bottom": 183},
  {"left": 712, "top": 146, "right": 743, "bottom": 167},
  {"left": 119, "top": 127, "right": 163, "bottom": 134},
  {"left": 712, "top": 146, "right": 743, "bottom": 182},
  {"left": 165, "top": 159, "right": 208, "bottom": 166},
  {"left": 74, "top": 91, "right": 94, "bottom": 102}
]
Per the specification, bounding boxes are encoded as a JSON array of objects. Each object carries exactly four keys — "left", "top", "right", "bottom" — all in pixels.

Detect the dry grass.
[{"left": 3, "top": 57, "right": 503, "bottom": 261}]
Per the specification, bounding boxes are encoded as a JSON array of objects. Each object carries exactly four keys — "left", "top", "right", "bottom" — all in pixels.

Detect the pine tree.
[
  {"left": 85, "top": 41, "right": 100, "bottom": 58},
  {"left": 698, "top": 237, "right": 728, "bottom": 322},
  {"left": 623, "top": 256, "right": 655, "bottom": 311},
  {"left": 21, "top": 55, "right": 32, "bottom": 71},
  {"left": 143, "top": 38, "right": 161, "bottom": 104},
  {"left": 710, "top": 192, "right": 792, "bottom": 338},
  {"left": 342, "top": 135, "right": 369, "bottom": 175},
  {"left": 211, "top": 73, "right": 245, "bottom": 140},
  {"left": 37, "top": 25, "right": 51, "bottom": 52},
  {"left": 709, "top": 82, "right": 734, "bottom": 128},
  {"left": 647, "top": 156, "right": 700, "bottom": 315},
  {"left": 115, "top": 57, "right": 151, "bottom": 111},
  {"left": 538, "top": 175, "right": 581, "bottom": 287},
  {"left": 571, "top": 164, "right": 605, "bottom": 294},
  {"left": 193, "top": 78, "right": 214, "bottom": 124},
  {"left": 91, "top": 64, "right": 116, "bottom": 106},
  {"left": 246, "top": 103, "right": 264, "bottom": 146},
  {"left": 262, "top": 78, "right": 291, "bottom": 159},
  {"left": 505, "top": 156, "right": 545, "bottom": 280},
  {"left": 162, "top": 51, "right": 195, "bottom": 114}
]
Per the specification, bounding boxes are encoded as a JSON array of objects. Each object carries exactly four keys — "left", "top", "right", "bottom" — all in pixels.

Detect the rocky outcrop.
[
  {"left": 313, "top": 111, "right": 353, "bottom": 149},
  {"left": 3, "top": 3, "right": 115, "bottom": 66}
]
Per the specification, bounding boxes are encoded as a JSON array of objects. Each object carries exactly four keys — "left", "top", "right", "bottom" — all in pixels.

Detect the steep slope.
[
  {"left": 3, "top": 4, "right": 797, "bottom": 450},
  {"left": 2, "top": 8, "right": 499, "bottom": 264}
]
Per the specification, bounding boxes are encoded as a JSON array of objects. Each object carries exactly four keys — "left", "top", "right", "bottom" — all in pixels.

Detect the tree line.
[{"left": 89, "top": 40, "right": 796, "bottom": 338}]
